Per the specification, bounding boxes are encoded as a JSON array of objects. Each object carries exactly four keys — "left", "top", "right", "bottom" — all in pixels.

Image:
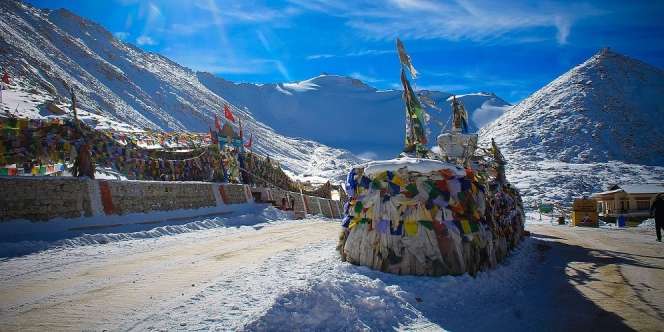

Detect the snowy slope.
[
  {"left": 198, "top": 73, "right": 511, "bottom": 159},
  {"left": 0, "top": 0, "right": 362, "bottom": 181},
  {"left": 480, "top": 49, "right": 664, "bottom": 207}
]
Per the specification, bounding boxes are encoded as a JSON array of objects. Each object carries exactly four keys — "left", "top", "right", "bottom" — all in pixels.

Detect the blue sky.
[{"left": 27, "top": 0, "right": 664, "bottom": 103}]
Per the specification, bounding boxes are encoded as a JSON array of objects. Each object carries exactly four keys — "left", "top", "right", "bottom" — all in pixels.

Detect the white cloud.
[
  {"left": 554, "top": 15, "right": 571, "bottom": 44},
  {"left": 168, "top": 23, "right": 208, "bottom": 36},
  {"left": 390, "top": 0, "right": 441, "bottom": 11},
  {"left": 164, "top": 49, "right": 289, "bottom": 78},
  {"left": 147, "top": 2, "right": 161, "bottom": 19},
  {"left": 113, "top": 32, "right": 129, "bottom": 40},
  {"left": 274, "top": 61, "right": 291, "bottom": 81},
  {"left": 346, "top": 49, "right": 393, "bottom": 57},
  {"left": 257, "top": 31, "right": 271, "bottom": 52},
  {"left": 306, "top": 54, "right": 335, "bottom": 60},
  {"left": 471, "top": 101, "right": 511, "bottom": 128},
  {"left": 306, "top": 49, "right": 393, "bottom": 60},
  {"left": 193, "top": 0, "right": 292, "bottom": 23},
  {"left": 287, "top": 0, "right": 604, "bottom": 45},
  {"left": 136, "top": 35, "right": 157, "bottom": 46},
  {"left": 349, "top": 72, "right": 382, "bottom": 83},
  {"left": 418, "top": 84, "right": 470, "bottom": 92}
]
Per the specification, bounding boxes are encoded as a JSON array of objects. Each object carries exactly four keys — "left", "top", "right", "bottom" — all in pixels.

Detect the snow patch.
[
  {"left": 360, "top": 157, "right": 466, "bottom": 176},
  {"left": 281, "top": 81, "right": 319, "bottom": 92}
]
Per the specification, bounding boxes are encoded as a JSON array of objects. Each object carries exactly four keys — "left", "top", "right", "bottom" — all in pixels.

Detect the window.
[
  {"left": 620, "top": 200, "right": 628, "bottom": 212},
  {"left": 636, "top": 200, "right": 651, "bottom": 210}
]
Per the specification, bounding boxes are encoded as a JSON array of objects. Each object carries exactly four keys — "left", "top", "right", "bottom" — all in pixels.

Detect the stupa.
[{"left": 337, "top": 39, "right": 525, "bottom": 276}]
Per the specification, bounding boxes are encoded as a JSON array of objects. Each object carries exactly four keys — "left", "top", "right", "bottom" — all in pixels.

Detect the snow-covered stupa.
[{"left": 337, "top": 39, "right": 525, "bottom": 276}]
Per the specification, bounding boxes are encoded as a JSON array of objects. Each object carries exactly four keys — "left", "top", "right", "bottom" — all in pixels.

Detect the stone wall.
[
  {"left": 102, "top": 180, "right": 217, "bottom": 215},
  {"left": 291, "top": 192, "right": 307, "bottom": 218},
  {"left": 319, "top": 198, "right": 333, "bottom": 218},
  {"left": 218, "top": 184, "right": 249, "bottom": 204},
  {"left": 305, "top": 196, "right": 321, "bottom": 215},
  {"left": 0, "top": 177, "right": 92, "bottom": 221},
  {"left": 1, "top": 177, "right": 343, "bottom": 222}
]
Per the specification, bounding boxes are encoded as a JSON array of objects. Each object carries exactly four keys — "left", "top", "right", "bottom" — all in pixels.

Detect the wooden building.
[{"left": 592, "top": 183, "right": 664, "bottom": 218}]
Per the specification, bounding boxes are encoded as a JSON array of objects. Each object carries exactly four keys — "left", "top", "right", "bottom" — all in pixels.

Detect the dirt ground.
[{"left": 526, "top": 224, "right": 664, "bottom": 331}]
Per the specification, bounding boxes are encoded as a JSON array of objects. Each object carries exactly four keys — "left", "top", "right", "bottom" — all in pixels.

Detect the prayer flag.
[
  {"left": 224, "top": 104, "right": 235, "bottom": 122},
  {"left": 209, "top": 127, "right": 218, "bottom": 144},
  {"left": 244, "top": 133, "right": 252, "bottom": 148},
  {"left": 396, "top": 38, "right": 418, "bottom": 79},
  {"left": 215, "top": 114, "right": 222, "bottom": 132},
  {"left": 400, "top": 68, "right": 428, "bottom": 153},
  {"left": 1, "top": 71, "right": 9, "bottom": 85}
]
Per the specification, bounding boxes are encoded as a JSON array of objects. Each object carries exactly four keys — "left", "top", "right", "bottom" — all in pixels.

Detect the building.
[{"left": 592, "top": 183, "right": 664, "bottom": 219}]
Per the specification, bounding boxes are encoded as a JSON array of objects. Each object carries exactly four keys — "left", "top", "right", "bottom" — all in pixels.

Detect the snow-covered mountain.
[
  {"left": 198, "top": 73, "right": 511, "bottom": 159},
  {"left": 480, "top": 49, "right": 664, "bottom": 206},
  {"left": 0, "top": 0, "right": 362, "bottom": 182}
]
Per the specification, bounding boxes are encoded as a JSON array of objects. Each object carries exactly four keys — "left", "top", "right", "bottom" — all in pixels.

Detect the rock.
[{"left": 45, "top": 101, "right": 66, "bottom": 115}]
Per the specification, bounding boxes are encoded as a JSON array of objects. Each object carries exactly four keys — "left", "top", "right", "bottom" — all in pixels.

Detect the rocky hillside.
[
  {"left": 0, "top": 0, "right": 362, "bottom": 182},
  {"left": 480, "top": 49, "right": 664, "bottom": 206},
  {"left": 481, "top": 48, "right": 664, "bottom": 165}
]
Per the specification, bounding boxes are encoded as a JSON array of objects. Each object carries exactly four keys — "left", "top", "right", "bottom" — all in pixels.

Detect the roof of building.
[{"left": 592, "top": 183, "right": 664, "bottom": 197}]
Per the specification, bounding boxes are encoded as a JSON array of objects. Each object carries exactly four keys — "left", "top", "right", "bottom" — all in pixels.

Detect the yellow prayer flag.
[
  {"left": 405, "top": 218, "right": 418, "bottom": 236},
  {"left": 391, "top": 175, "right": 405, "bottom": 187},
  {"left": 460, "top": 219, "right": 471, "bottom": 234}
]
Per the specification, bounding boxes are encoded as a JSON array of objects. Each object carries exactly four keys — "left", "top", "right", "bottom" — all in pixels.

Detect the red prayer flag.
[
  {"left": 224, "top": 104, "right": 235, "bottom": 122},
  {"left": 244, "top": 133, "right": 252, "bottom": 148},
  {"left": 209, "top": 127, "right": 218, "bottom": 144},
  {"left": 214, "top": 114, "right": 222, "bottom": 132},
  {"left": 1, "top": 71, "right": 9, "bottom": 85}
]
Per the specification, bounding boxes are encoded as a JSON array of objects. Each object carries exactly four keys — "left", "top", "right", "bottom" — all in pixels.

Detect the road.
[
  {"left": 0, "top": 219, "right": 340, "bottom": 331},
  {"left": 0, "top": 219, "right": 662, "bottom": 331},
  {"left": 526, "top": 223, "right": 664, "bottom": 331}
]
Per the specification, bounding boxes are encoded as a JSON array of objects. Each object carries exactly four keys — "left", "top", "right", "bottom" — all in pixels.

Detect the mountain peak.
[
  {"left": 308, "top": 74, "right": 375, "bottom": 90},
  {"left": 580, "top": 47, "right": 663, "bottom": 76},
  {"left": 481, "top": 49, "right": 664, "bottom": 166}
]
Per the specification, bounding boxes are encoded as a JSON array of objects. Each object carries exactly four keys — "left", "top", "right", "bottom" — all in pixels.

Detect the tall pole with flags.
[
  {"left": 396, "top": 38, "right": 428, "bottom": 157},
  {"left": 70, "top": 85, "right": 81, "bottom": 132},
  {"left": 0, "top": 68, "right": 3, "bottom": 105}
]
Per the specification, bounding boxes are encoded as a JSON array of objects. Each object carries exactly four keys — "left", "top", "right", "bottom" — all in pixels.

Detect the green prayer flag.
[{"left": 400, "top": 69, "right": 428, "bottom": 155}]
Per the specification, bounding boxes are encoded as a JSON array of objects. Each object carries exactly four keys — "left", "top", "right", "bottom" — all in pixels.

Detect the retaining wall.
[
  {"left": 0, "top": 177, "right": 93, "bottom": 220},
  {"left": 0, "top": 177, "right": 342, "bottom": 222},
  {"left": 101, "top": 181, "right": 217, "bottom": 215}
]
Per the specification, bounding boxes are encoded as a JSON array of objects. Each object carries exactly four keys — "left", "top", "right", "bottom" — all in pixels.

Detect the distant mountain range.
[{"left": 198, "top": 73, "right": 510, "bottom": 159}]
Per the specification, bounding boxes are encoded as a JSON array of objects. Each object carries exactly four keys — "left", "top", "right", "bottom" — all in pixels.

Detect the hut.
[{"left": 592, "top": 183, "right": 664, "bottom": 220}]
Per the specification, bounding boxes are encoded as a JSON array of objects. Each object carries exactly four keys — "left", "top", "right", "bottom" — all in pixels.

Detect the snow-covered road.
[
  {"left": 1, "top": 214, "right": 662, "bottom": 331},
  {"left": 0, "top": 217, "right": 340, "bottom": 331}
]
